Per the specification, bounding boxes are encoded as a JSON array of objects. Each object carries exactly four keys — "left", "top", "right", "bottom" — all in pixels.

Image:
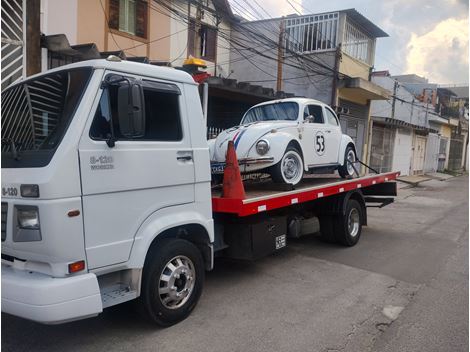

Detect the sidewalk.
[
  {"left": 398, "top": 175, "right": 431, "bottom": 187},
  {"left": 425, "top": 172, "right": 455, "bottom": 181}
]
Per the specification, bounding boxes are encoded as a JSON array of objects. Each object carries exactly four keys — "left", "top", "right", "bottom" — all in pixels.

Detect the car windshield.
[
  {"left": 241, "top": 102, "right": 299, "bottom": 124},
  {"left": 1, "top": 67, "right": 92, "bottom": 168}
]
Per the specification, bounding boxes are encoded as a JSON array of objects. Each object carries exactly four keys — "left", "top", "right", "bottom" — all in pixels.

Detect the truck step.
[{"left": 101, "top": 284, "right": 138, "bottom": 309}]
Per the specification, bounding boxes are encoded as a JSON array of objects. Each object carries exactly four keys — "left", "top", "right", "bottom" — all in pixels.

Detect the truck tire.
[
  {"left": 271, "top": 147, "right": 304, "bottom": 186},
  {"left": 338, "top": 146, "right": 356, "bottom": 178},
  {"left": 139, "top": 239, "right": 204, "bottom": 326},
  {"left": 319, "top": 199, "right": 363, "bottom": 246},
  {"left": 335, "top": 199, "right": 363, "bottom": 246}
]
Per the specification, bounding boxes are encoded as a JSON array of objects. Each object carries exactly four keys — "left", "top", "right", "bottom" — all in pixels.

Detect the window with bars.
[
  {"left": 109, "top": 0, "right": 148, "bottom": 39},
  {"left": 1, "top": 68, "right": 92, "bottom": 168},
  {"left": 343, "top": 20, "right": 374, "bottom": 65},
  {"left": 285, "top": 13, "right": 339, "bottom": 54}
]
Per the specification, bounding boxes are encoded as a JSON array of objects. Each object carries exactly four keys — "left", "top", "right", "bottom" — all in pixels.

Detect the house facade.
[
  {"left": 369, "top": 72, "right": 462, "bottom": 175},
  {"left": 37, "top": 0, "right": 234, "bottom": 75},
  {"left": 228, "top": 9, "right": 390, "bottom": 165}
]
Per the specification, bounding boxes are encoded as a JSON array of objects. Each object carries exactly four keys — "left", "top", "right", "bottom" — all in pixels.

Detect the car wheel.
[
  {"left": 139, "top": 239, "right": 204, "bottom": 326},
  {"left": 338, "top": 146, "right": 356, "bottom": 178},
  {"left": 271, "top": 147, "right": 304, "bottom": 185}
]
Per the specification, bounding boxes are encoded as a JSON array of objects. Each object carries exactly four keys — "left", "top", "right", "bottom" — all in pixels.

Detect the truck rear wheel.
[
  {"left": 319, "top": 199, "right": 363, "bottom": 246},
  {"left": 139, "top": 239, "right": 204, "bottom": 326}
]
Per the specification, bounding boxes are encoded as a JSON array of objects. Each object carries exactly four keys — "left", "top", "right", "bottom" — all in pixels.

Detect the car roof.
[
  {"left": 253, "top": 97, "right": 328, "bottom": 108},
  {"left": 9, "top": 58, "right": 197, "bottom": 88}
]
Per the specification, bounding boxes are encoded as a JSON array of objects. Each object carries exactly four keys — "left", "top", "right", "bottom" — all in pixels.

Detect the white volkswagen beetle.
[{"left": 208, "top": 98, "right": 357, "bottom": 185}]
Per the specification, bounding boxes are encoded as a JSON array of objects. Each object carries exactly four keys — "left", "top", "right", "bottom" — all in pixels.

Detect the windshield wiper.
[{"left": 1, "top": 138, "right": 21, "bottom": 160}]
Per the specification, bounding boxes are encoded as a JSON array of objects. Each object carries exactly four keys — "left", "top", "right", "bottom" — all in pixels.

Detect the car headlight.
[
  {"left": 16, "top": 206, "right": 40, "bottom": 230},
  {"left": 256, "top": 140, "right": 270, "bottom": 155}
]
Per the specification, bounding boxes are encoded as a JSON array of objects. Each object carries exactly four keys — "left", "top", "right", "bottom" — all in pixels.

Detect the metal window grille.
[
  {"left": 1, "top": 0, "right": 24, "bottom": 91},
  {"left": 343, "top": 19, "right": 374, "bottom": 65},
  {"left": 1, "top": 73, "right": 66, "bottom": 152},
  {"left": 285, "top": 13, "right": 339, "bottom": 54}
]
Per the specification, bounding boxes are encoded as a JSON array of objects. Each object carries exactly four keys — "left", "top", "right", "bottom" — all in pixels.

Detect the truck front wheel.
[{"left": 139, "top": 239, "right": 204, "bottom": 326}]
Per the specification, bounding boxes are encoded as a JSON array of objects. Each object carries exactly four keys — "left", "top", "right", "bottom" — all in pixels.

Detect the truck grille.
[{"left": 1, "top": 202, "right": 7, "bottom": 241}]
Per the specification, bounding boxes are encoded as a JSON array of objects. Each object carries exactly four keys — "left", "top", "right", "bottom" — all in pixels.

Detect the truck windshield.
[
  {"left": 241, "top": 102, "right": 299, "bottom": 124},
  {"left": 1, "top": 67, "right": 92, "bottom": 168}
]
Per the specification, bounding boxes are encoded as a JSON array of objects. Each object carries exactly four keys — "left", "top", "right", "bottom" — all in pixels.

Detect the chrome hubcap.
[
  {"left": 158, "top": 255, "right": 196, "bottom": 309},
  {"left": 282, "top": 152, "right": 302, "bottom": 184},
  {"left": 346, "top": 150, "right": 356, "bottom": 175},
  {"left": 348, "top": 208, "right": 360, "bottom": 237}
]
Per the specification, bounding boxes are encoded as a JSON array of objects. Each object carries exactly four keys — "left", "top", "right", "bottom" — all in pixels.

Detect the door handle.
[
  {"left": 177, "top": 155, "right": 192, "bottom": 161},
  {"left": 325, "top": 130, "right": 332, "bottom": 133}
]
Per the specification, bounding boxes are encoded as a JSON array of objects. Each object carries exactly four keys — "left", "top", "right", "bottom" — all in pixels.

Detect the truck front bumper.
[{"left": 2, "top": 264, "right": 102, "bottom": 324}]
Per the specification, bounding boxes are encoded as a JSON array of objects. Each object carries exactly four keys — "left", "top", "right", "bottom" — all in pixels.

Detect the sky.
[{"left": 230, "top": 0, "right": 469, "bottom": 85}]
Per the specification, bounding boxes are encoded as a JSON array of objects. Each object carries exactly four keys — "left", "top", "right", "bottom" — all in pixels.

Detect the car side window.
[
  {"left": 90, "top": 78, "right": 183, "bottom": 141},
  {"left": 325, "top": 108, "right": 340, "bottom": 126},
  {"left": 304, "top": 105, "right": 324, "bottom": 123}
]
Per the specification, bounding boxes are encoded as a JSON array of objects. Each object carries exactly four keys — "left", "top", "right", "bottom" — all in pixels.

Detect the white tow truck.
[{"left": 1, "top": 58, "right": 399, "bottom": 326}]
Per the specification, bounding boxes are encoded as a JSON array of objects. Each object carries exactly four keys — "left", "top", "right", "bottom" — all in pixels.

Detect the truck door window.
[{"left": 90, "top": 80, "right": 183, "bottom": 141}]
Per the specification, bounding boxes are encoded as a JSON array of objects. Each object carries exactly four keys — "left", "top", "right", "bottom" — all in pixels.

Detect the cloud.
[{"left": 405, "top": 17, "right": 468, "bottom": 84}]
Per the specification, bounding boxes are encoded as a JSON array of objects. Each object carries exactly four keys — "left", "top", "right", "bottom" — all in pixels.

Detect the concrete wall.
[
  {"left": 339, "top": 53, "right": 369, "bottom": 80},
  {"left": 41, "top": 0, "right": 78, "bottom": 43},
  {"left": 371, "top": 76, "right": 432, "bottom": 128}
]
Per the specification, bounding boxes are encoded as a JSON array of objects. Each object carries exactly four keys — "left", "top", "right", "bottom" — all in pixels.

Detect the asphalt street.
[{"left": 2, "top": 175, "right": 468, "bottom": 352}]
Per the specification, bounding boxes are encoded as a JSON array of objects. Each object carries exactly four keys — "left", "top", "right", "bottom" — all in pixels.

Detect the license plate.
[
  {"left": 275, "top": 235, "right": 286, "bottom": 250},
  {"left": 211, "top": 163, "right": 225, "bottom": 174}
]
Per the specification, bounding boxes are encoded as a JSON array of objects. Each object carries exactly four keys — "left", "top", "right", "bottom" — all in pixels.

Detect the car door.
[
  {"left": 302, "top": 104, "right": 330, "bottom": 167},
  {"left": 78, "top": 72, "right": 195, "bottom": 269},
  {"left": 323, "top": 106, "right": 343, "bottom": 163}
]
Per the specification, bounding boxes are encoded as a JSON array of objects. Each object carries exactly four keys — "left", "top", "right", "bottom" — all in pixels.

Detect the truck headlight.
[
  {"left": 256, "top": 140, "right": 270, "bottom": 155},
  {"left": 16, "top": 206, "right": 40, "bottom": 230}
]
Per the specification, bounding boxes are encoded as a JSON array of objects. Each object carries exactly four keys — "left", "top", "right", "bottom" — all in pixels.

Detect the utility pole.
[
  {"left": 194, "top": 1, "right": 202, "bottom": 58},
  {"left": 391, "top": 79, "right": 398, "bottom": 119},
  {"left": 276, "top": 18, "right": 285, "bottom": 92}
]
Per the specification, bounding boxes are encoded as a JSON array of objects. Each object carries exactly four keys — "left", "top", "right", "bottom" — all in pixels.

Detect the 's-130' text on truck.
[{"left": 1, "top": 58, "right": 399, "bottom": 326}]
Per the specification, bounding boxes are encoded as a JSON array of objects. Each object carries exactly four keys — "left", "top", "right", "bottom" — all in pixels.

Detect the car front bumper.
[
  {"left": 211, "top": 157, "right": 275, "bottom": 174},
  {"left": 2, "top": 264, "right": 102, "bottom": 324}
]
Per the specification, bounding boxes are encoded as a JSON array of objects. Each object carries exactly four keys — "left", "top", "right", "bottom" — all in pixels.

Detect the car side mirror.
[
  {"left": 304, "top": 115, "right": 315, "bottom": 123},
  {"left": 118, "top": 83, "right": 145, "bottom": 138}
]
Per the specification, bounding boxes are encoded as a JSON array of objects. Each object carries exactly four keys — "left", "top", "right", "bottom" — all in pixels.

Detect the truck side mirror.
[{"left": 118, "top": 83, "right": 145, "bottom": 138}]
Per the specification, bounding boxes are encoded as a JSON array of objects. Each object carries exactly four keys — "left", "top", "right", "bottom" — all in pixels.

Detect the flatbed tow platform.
[{"left": 212, "top": 171, "right": 400, "bottom": 216}]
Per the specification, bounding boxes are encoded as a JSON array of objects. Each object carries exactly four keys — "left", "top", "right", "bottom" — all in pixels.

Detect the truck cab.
[{"left": 1, "top": 58, "right": 214, "bottom": 325}]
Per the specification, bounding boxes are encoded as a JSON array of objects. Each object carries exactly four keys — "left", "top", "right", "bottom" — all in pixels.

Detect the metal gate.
[
  {"left": 1, "top": 0, "right": 24, "bottom": 91},
  {"left": 424, "top": 133, "right": 439, "bottom": 173},
  {"left": 338, "top": 99, "right": 368, "bottom": 161},
  {"left": 370, "top": 124, "right": 394, "bottom": 173},
  {"left": 449, "top": 137, "right": 464, "bottom": 171}
]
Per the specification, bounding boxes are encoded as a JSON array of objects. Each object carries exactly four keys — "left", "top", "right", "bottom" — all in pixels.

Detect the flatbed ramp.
[{"left": 212, "top": 171, "right": 400, "bottom": 216}]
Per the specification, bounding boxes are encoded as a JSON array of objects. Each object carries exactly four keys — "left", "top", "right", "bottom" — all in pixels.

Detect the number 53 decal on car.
[{"left": 315, "top": 131, "right": 325, "bottom": 155}]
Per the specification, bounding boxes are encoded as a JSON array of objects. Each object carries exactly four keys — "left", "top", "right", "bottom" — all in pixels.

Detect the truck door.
[{"left": 78, "top": 73, "right": 195, "bottom": 269}]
